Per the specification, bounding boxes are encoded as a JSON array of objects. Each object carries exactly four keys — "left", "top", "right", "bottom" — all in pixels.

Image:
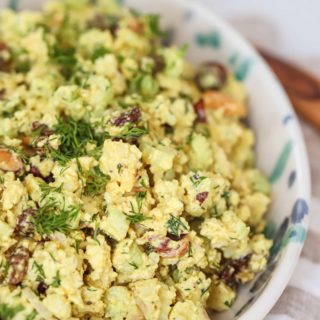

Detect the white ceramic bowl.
[{"left": 0, "top": 0, "right": 311, "bottom": 319}]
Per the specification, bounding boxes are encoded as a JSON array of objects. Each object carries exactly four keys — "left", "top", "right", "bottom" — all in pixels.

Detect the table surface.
[{"left": 197, "top": 1, "right": 320, "bottom": 319}]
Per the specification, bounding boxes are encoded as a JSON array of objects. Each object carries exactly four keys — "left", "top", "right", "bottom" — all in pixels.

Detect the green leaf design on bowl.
[
  {"left": 288, "top": 224, "right": 306, "bottom": 243},
  {"left": 269, "top": 140, "right": 293, "bottom": 183},
  {"left": 229, "top": 52, "right": 253, "bottom": 81},
  {"left": 195, "top": 30, "right": 221, "bottom": 48},
  {"left": 8, "top": 0, "right": 19, "bottom": 10}
]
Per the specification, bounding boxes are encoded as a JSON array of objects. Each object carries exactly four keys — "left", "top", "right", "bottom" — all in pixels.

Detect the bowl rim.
[{"left": 183, "top": 0, "right": 311, "bottom": 319}]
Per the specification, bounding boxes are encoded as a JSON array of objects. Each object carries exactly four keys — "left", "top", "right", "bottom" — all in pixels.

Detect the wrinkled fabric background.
[{"left": 197, "top": 1, "right": 320, "bottom": 319}]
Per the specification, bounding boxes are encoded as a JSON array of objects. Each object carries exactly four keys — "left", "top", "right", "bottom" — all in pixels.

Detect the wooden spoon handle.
[{"left": 258, "top": 49, "right": 320, "bottom": 129}]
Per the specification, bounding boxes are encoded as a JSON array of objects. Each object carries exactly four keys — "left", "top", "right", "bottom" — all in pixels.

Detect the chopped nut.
[
  {"left": 203, "top": 91, "right": 247, "bottom": 117},
  {"left": 7, "top": 246, "right": 30, "bottom": 285},
  {"left": 0, "top": 149, "right": 23, "bottom": 172}
]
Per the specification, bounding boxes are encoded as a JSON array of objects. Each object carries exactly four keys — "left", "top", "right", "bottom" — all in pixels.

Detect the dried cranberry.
[
  {"left": 220, "top": 255, "right": 250, "bottom": 287},
  {"left": 14, "top": 208, "right": 36, "bottom": 238},
  {"left": 193, "top": 99, "right": 206, "bottom": 123},
  {"left": 29, "top": 165, "right": 42, "bottom": 178},
  {"left": 44, "top": 174, "right": 55, "bottom": 183},
  {"left": 196, "top": 192, "right": 209, "bottom": 205},
  {"left": 155, "top": 237, "right": 171, "bottom": 253},
  {"left": 29, "top": 165, "right": 54, "bottom": 183},
  {"left": 163, "top": 124, "right": 174, "bottom": 135},
  {"left": 152, "top": 55, "right": 165, "bottom": 74},
  {"left": 167, "top": 233, "right": 187, "bottom": 241},
  {"left": 112, "top": 107, "right": 141, "bottom": 127},
  {"left": 37, "top": 281, "right": 48, "bottom": 295},
  {"left": 7, "top": 246, "right": 30, "bottom": 285}
]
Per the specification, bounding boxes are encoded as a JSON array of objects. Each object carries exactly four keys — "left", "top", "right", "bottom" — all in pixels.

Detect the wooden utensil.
[{"left": 258, "top": 49, "right": 320, "bottom": 129}]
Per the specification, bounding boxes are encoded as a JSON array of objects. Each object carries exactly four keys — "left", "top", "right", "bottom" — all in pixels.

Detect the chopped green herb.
[
  {"left": 172, "top": 267, "right": 180, "bottom": 283},
  {"left": 224, "top": 300, "right": 233, "bottom": 308},
  {"left": 92, "top": 221, "right": 100, "bottom": 245},
  {"left": 84, "top": 166, "right": 109, "bottom": 196},
  {"left": 15, "top": 59, "right": 31, "bottom": 73},
  {"left": 211, "top": 204, "right": 223, "bottom": 219},
  {"left": 51, "top": 271, "right": 61, "bottom": 288},
  {"left": 189, "top": 174, "right": 207, "bottom": 188},
  {"left": 33, "top": 198, "right": 81, "bottom": 236},
  {"left": 116, "top": 125, "right": 149, "bottom": 140},
  {"left": 129, "top": 261, "right": 138, "bottom": 269},
  {"left": 222, "top": 191, "right": 231, "bottom": 207},
  {"left": 167, "top": 214, "right": 188, "bottom": 237},
  {"left": 26, "top": 310, "right": 38, "bottom": 320},
  {"left": 45, "top": 117, "right": 105, "bottom": 165},
  {"left": 201, "top": 285, "right": 211, "bottom": 296},
  {"left": 139, "top": 178, "right": 147, "bottom": 188},
  {"left": 145, "top": 14, "right": 165, "bottom": 37},
  {"left": 91, "top": 47, "right": 111, "bottom": 61},
  {"left": 74, "top": 239, "right": 82, "bottom": 254},
  {"left": 125, "top": 191, "right": 150, "bottom": 224},
  {"left": 49, "top": 45, "right": 77, "bottom": 79},
  {"left": 49, "top": 252, "right": 57, "bottom": 262},
  {"left": 87, "top": 287, "right": 97, "bottom": 291},
  {"left": 32, "top": 261, "right": 46, "bottom": 282},
  {"left": 186, "top": 130, "right": 193, "bottom": 145},
  {"left": 188, "top": 243, "right": 192, "bottom": 257},
  {"left": 0, "top": 303, "right": 24, "bottom": 320},
  {"left": 40, "top": 183, "right": 63, "bottom": 202},
  {"left": 117, "top": 163, "right": 123, "bottom": 174},
  {"left": 126, "top": 212, "right": 150, "bottom": 224},
  {"left": 130, "top": 73, "right": 158, "bottom": 97}
]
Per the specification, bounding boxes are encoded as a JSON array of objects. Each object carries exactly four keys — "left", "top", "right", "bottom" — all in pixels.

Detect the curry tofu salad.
[{"left": 0, "top": 0, "right": 273, "bottom": 319}]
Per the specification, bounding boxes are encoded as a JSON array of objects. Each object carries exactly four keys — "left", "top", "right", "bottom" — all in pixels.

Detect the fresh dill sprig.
[
  {"left": 32, "top": 261, "right": 46, "bottom": 282},
  {"left": 74, "top": 239, "right": 82, "bottom": 254},
  {"left": 51, "top": 271, "right": 61, "bottom": 288},
  {"left": 136, "top": 191, "right": 147, "bottom": 212},
  {"left": 201, "top": 285, "right": 211, "bottom": 296},
  {"left": 145, "top": 14, "right": 166, "bottom": 38},
  {"left": 92, "top": 219, "right": 100, "bottom": 245},
  {"left": 84, "top": 167, "right": 109, "bottom": 196},
  {"left": 49, "top": 44, "right": 77, "bottom": 79},
  {"left": 40, "top": 183, "right": 63, "bottom": 202},
  {"left": 44, "top": 117, "right": 105, "bottom": 165},
  {"left": 166, "top": 214, "right": 188, "bottom": 237},
  {"left": 0, "top": 303, "right": 24, "bottom": 320},
  {"left": 126, "top": 212, "right": 150, "bottom": 224},
  {"left": 129, "top": 261, "right": 138, "bottom": 269},
  {"left": 115, "top": 125, "right": 148, "bottom": 140},
  {"left": 33, "top": 198, "right": 81, "bottom": 236},
  {"left": 125, "top": 191, "right": 150, "bottom": 224},
  {"left": 91, "top": 47, "right": 111, "bottom": 61},
  {"left": 25, "top": 310, "right": 38, "bottom": 320}
]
